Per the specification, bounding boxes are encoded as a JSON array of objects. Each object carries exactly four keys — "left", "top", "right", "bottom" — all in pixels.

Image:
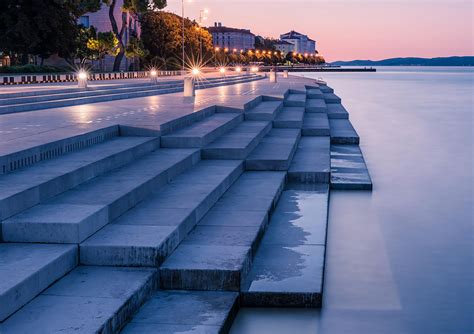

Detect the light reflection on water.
[{"left": 230, "top": 67, "right": 473, "bottom": 334}]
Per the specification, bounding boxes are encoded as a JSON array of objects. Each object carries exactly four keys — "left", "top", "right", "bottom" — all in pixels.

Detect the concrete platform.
[
  {"left": 329, "top": 119, "right": 360, "bottom": 144},
  {"left": 305, "top": 98, "right": 327, "bottom": 113},
  {"left": 244, "top": 100, "right": 283, "bottom": 121},
  {"left": 246, "top": 128, "right": 301, "bottom": 170},
  {"left": 0, "top": 266, "right": 157, "bottom": 333},
  {"left": 288, "top": 137, "right": 331, "bottom": 183},
  {"left": 161, "top": 113, "right": 242, "bottom": 148},
  {"left": 324, "top": 93, "right": 342, "bottom": 104},
  {"left": 0, "top": 243, "right": 77, "bottom": 321},
  {"left": 306, "top": 88, "right": 324, "bottom": 99},
  {"left": 79, "top": 160, "right": 243, "bottom": 266},
  {"left": 273, "top": 107, "right": 304, "bottom": 128},
  {"left": 202, "top": 121, "right": 271, "bottom": 160},
  {"left": 159, "top": 172, "right": 286, "bottom": 291},
  {"left": 122, "top": 290, "right": 238, "bottom": 334},
  {"left": 302, "top": 113, "right": 330, "bottom": 136},
  {"left": 242, "top": 184, "right": 329, "bottom": 307},
  {"left": 331, "top": 144, "right": 372, "bottom": 190}
]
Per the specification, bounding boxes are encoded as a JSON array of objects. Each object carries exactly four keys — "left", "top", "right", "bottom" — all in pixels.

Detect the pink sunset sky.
[{"left": 165, "top": 0, "right": 474, "bottom": 61}]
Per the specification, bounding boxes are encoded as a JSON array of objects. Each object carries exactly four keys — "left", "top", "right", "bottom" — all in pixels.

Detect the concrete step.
[
  {"left": 0, "top": 136, "right": 160, "bottom": 221},
  {"left": 288, "top": 137, "right": 330, "bottom": 183},
  {"left": 242, "top": 184, "right": 329, "bottom": 307},
  {"left": 324, "top": 93, "right": 342, "bottom": 104},
  {"left": 0, "top": 243, "right": 77, "bottom": 321},
  {"left": 327, "top": 103, "right": 349, "bottom": 119},
  {"left": 159, "top": 171, "right": 286, "bottom": 291},
  {"left": 1, "top": 124, "right": 119, "bottom": 175},
  {"left": 305, "top": 98, "right": 327, "bottom": 113},
  {"left": 161, "top": 113, "right": 243, "bottom": 148},
  {"left": 329, "top": 119, "right": 360, "bottom": 144},
  {"left": 331, "top": 144, "right": 372, "bottom": 190},
  {"left": 306, "top": 88, "right": 324, "bottom": 99},
  {"left": 319, "top": 85, "right": 334, "bottom": 93},
  {"left": 121, "top": 290, "right": 238, "bottom": 334},
  {"left": 244, "top": 100, "right": 283, "bottom": 121},
  {"left": 0, "top": 82, "right": 182, "bottom": 107},
  {"left": 284, "top": 94, "right": 306, "bottom": 107},
  {"left": 0, "top": 266, "right": 157, "bottom": 333},
  {"left": 302, "top": 113, "right": 330, "bottom": 136},
  {"left": 79, "top": 160, "right": 243, "bottom": 267},
  {"left": 246, "top": 129, "right": 301, "bottom": 171},
  {"left": 273, "top": 106, "right": 304, "bottom": 128},
  {"left": 202, "top": 121, "right": 272, "bottom": 160},
  {"left": 2, "top": 148, "right": 200, "bottom": 244}
]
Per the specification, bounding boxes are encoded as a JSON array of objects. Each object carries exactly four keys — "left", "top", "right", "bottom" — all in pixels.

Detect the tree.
[
  {"left": 74, "top": 25, "right": 99, "bottom": 65},
  {"left": 101, "top": 0, "right": 167, "bottom": 71},
  {"left": 141, "top": 11, "right": 213, "bottom": 70},
  {"left": 87, "top": 31, "right": 119, "bottom": 71},
  {"left": 125, "top": 33, "right": 148, "bottom": 70}
]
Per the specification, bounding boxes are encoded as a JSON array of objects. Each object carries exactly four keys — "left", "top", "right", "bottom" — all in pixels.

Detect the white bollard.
[
  {"left": 269, "top": 71, "right": 277, "bottom": 83},
  {"left": 283, "top": 70, "right": 289, "bottom": 78},
  {"left": 184, "top": 77, "right": 195, "bottom": 97},
  {"left": 150, "top": 70, "right": 158, "bottom": 84},
  {"left": 77, "top": 71, "right": 88, "bottom": 89}
]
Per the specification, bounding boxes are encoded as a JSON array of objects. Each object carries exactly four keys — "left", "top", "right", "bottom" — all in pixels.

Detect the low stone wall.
[{"left": 0, "top": 70, "right": 182, "bottom": 85}]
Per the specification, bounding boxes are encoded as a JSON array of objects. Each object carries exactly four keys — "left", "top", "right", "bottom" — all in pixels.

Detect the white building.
[
  {"left": 280, "top": 31, "right": 317, "bottom": 54},
  {"left": 208, "top": 22, "right": 255, "bottom": 51},
  {"left": 274, "top": 40, "right": 294, "bottom": 55}
]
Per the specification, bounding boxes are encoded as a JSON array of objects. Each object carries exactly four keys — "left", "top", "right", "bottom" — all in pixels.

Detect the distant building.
[
  {"left": 274, "top": 40, "right": 294, "bottom": 55},
  {"left": 280, "top": 31, "right": 316, "bottom": 54},
  {"left": 208, "top": 22, "right": 255, "bottom": 51}
]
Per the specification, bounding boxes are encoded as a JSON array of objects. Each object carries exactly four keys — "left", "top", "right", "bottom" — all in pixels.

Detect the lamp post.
[{"left": 198, "top": 9, "right": 209, "bottom": 58}]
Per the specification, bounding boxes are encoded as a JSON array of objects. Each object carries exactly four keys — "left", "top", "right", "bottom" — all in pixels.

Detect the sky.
[{"left": 165, "top": 0, "right": 474, "bottom": 61}]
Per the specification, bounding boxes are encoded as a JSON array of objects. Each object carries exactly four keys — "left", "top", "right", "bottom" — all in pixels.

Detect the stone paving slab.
[
  {"left": 122, "top": 290, "right": 238, "bottom": 334},
  {"left": 305, "top": 98, "right": 328, "bottom": 113},
  {"left": 246, "top": 128, "right": 301, "bottom": 171},
  {"left": 273, "top": 106, "right": 304, "bottom": 128},
  {"left": 244, "top": 100, "right": 283, "bottom": 121},
  {"left": 242, "top": 184, "right": 329, "bottom": 307},
  {"left": 284, "top": 94, "right": 306, "bottom": 107},
  {"left": 161, "top": 112, "right": 242, "bottom": 148},
  {"left": 302, "top": 113, "right": 330, "bottom": 136},
  {"left": 0, "top": 266, "right": 157, "bottom": 333},
  {"left": 0, "top": 243, "right": 77, "bottom": 321},
  {"left": 331, "top": 144, "right": 372, "bottom": 190},
  {"left": 327, "top": 103, "right": 349, "bottom": 119},
  {"left": 329, "top": 119, "right": 360, "bottom": 144},
  {"left": 306, "top": 88, "right": 324, "bottom": 99},
  {"left": 324, "top": 93, "right": 342, "bottom": 104},
  {"left": 202, "top": 121, "right": 271, "bottom": 160},
  {"left": 288, "top": 137, "right": 331, "bottom": 183}
]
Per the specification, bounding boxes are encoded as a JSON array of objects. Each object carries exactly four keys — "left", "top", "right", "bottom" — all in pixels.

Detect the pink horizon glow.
[{"left": 165, "top": 0, "right": 473, "bottom": 61}]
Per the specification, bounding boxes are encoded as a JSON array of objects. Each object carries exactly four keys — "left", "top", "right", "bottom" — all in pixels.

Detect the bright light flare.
[
  {"left": 251, "top": 66, "right": 259, "bottom": 72},
  {"left": 150, "top": 69, "right": 158, "bottom": 77},
  {"left": 219, "top": 67, "right": 226, "bottom": 74},
  {"left": 77, "top": 70, "right": 87, "bottom": 80},
  {"left": 235, "top": 66, "right": 242, "bottom": 73},
  {"left": 191, "top": 68, "right": 200, "bottom": 76}
]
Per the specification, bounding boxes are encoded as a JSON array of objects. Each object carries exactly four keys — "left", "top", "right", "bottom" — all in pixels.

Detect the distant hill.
[{"left": 331, "top": 56, "right": 474, "bottom": 66}]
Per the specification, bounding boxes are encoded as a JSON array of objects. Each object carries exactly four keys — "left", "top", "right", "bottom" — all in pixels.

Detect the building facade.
[
  {"left": 280, "top": 31, "right": 317, "bottom": 54},
  {"left": 208, "top": 22, "right": 255, "bottom": 51},
  {"left": 274, "top": 40, "right": 295, "bottom": 55}
]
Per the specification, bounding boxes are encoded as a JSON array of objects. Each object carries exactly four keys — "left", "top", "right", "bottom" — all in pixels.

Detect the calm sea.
[{"left": 230, "top": 67, "right": 473, "bottom": 334}]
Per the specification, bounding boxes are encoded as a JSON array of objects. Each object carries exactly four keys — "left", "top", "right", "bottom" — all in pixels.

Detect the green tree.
[
  {"left": 125, "top": 33, "right": 148, "bottom": 70},
  {"left": 74, "top": 25, "right": 98, "bottom": 65},
  {"left": 141, "top": 11, "right": 213, "bottom": 70},
  {"left": 101, "top": 0, "right": 167, "bottom": 71},
  {"left": 87, "top": 31, "right": 119, "bottom": 71}
]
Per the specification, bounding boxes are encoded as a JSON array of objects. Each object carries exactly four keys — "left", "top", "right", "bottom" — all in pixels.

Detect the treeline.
[{"left": 0, "top": 0, "right": 325, "bottom": 72}]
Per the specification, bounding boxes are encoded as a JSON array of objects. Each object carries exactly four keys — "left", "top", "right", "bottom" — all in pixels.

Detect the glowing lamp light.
[
  {"left": 251, "top": 66, "right": 259, "bottom": 73},
  {"left": 235, "top": 66, "right": 242, "bottom": 73},
  {"left": 215, "top": 47, "right": 220, "bottom": 52},
  {"left": 293, "top": 52, "right": 297, "bottom": 56},
  {"left": 262, "top": 51, "right": 266, "bottom": 54},
  {"left": 224, "top": 48, "right": 229, "bottom": 52},
  {"left": 240, "top": 49, "right": 244, "bottom": 53},
  {"left": 304, "top": 53, "right": 309, "bottom": 57},
  {"left": 233, "top": 48, "right": 237, "bottom": 53},
  {"left": 77, "top": 70, "right": 87, "bottom": 80},
  {"left": 219, "top": 67, "right": 226, "bottom": 74},
  {"left": 191, "top": 68, "right": 200, "bottom": 76},
  {"left": 256, "top": 50, "right": 260, "bottom": 54},
  {"left": 274, "top": 51, "right": 278, "bottom": 55},
  {"left": 150, "top": 69, "right": 158, "bottom": 77}
]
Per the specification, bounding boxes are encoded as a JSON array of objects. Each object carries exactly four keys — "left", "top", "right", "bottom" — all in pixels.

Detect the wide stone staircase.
[
  {"left": 0, "top": 74, "right": 263, "bottom": 114},
  {"left": 0, "top": 81, "right": 371, "bottom": 333}
]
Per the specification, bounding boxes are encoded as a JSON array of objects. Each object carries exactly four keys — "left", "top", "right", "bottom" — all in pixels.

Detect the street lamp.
[{"left": 77, "top": 69, "right": 88, "bottom": 89}]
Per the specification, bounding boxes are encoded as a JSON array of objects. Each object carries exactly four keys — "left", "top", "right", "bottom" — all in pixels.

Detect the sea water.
[{"left": 230, "top": 67, "right": 473, "bottom": 334}]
